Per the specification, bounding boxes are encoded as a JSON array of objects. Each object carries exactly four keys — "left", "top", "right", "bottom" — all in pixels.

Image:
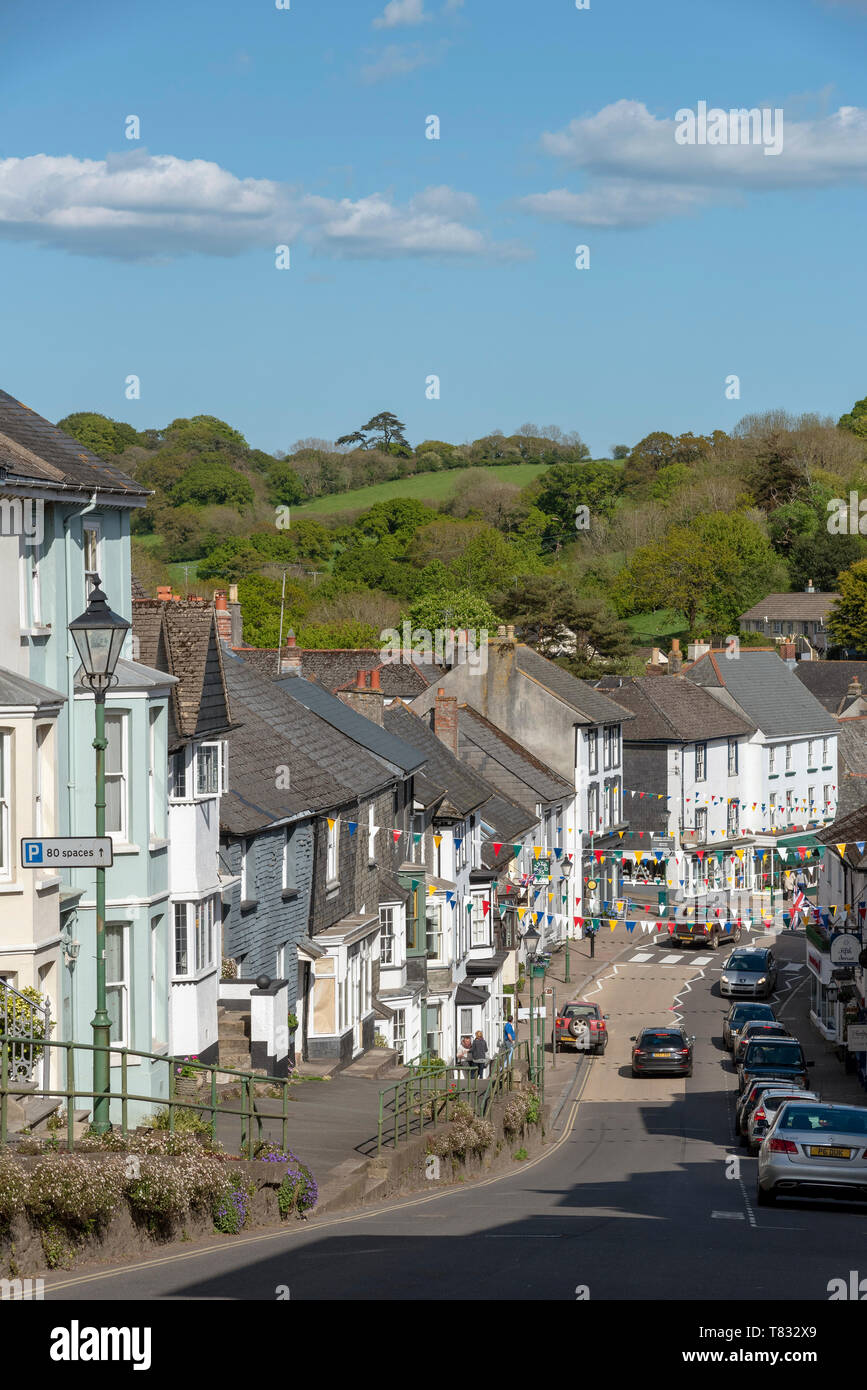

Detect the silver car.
[
  {"left": 757, "top": 1100, "right": 867, "bottom": 1205},
  {"left": 720, "top": 947, "right": 777, "bottom": 1000},
  {"left": 746, "top": 1089, "right": 819, "bottom": 1152}
]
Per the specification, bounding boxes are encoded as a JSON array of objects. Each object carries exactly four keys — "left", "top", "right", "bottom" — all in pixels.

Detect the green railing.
[
  {"left": 0, "top": 1035, "right": 290, "bottom": 1155},
  {"left": 377, "top": 1041, "right": 529, "bottom": 1152}
]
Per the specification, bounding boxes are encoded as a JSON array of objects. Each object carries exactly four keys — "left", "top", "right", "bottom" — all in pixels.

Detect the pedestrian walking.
[
  {"left": 470, "top": 1030, "right": 488, "bottom": 1079},
  {"left": 503, "top": 1015, "right": 516, "bottom": 1063}
]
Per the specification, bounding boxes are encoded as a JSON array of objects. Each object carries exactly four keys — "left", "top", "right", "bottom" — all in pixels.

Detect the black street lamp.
[
  {"left": 69, "top": 577, "right": 130, "bottom": 1134},
  {"left": 561, "top": 855, "right": 574, "bottom": 982}
]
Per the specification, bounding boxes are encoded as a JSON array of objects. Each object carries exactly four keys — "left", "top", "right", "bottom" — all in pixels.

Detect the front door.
[{"left": 349, "top": 946, "right": 362, "bottom": 1055}]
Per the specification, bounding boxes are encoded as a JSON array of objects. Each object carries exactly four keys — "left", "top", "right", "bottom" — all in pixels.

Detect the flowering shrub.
[
  {"left": 255, "top": 1145, "right": 318, "bottom": 1217},
  {"left": 0, "top": 1151, "right": 26, "bottom": 1227},
  {"left": 221, "top": 957, "right": 239, "bottom": 980},
  {"left": 26, "top": 1154, "right": 125, "bottom": 1232},
  {"left": 144, "top": 1106, "right": 214, "bottom": 1138},
  {"left": 425, "top": 1103, "right": 494, "bottom": 1160},
  {"left": 213, "top": 1177, "right": 251, "bottom": 1234},
  {"left": 502, "top": 1085, "right": 541, "bottom": 1135},
  {"left": 127, "top": 1152, "right": 229, "bottom": 1231},
  {"left": 175, "top": 1056, "right": 201, "bottom": 1079}
]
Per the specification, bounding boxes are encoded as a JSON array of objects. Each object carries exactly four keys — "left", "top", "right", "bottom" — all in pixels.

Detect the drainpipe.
[{"left": 62, "top": 494, "right": 98, "bottom": 832}]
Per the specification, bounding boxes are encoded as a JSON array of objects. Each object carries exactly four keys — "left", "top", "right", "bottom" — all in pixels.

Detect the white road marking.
[
  {"left": 692, "top": 955, "right": 712, "bottom": 966},
  {"left": 711, "top": 1211, "right": 746, "bottom": 1220},
  {"left": 782, "top": 963, "right": 804, "bottom": 972},
  {"left": 661, "top": 954, "right": 684, "bottom": 964},
  {"left": 629, "top": 952, "right": 653, "bottom": 962}
]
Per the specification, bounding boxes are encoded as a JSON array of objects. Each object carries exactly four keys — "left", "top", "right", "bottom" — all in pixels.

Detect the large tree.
[
  {"left": 838, "top": 395, "right": 867, "bottom": 439},
  {"left": 828, "top": 559, "right": 867, "bottom": 650},
  {"left": 494, "top": 574, "right": 632, "bottom": 666}
]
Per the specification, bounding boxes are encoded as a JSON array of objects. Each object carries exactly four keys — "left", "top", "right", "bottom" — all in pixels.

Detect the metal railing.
[
  {"left": 0, "top": 1036, "right": 290, "bottom": 1155},
  {"left": 377, "top": 1041, "right": 529, "bottom": 1152},
  {"left": 0, "top": 982, "right": 51, "bottom": 1091}
]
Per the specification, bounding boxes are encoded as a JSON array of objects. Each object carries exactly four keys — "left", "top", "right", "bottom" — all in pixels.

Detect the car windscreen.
[
  {"left": 743, "top": 1043, "right": 803, "bottom": 1067},
  {"left": 562, "top": 1006, "right": 596, "bottom": 1020},
  {"left": 639, "top": 1032, "right": 685, "bottom": 1047},
  {"left": 778, "top": 1105, "right": 867, "bottom": 1135},
  {"left": 726, "top": 955, "right": 767, "bottom": 972},
  {"left": 731, "top": 1005, "right": 775, "bottom": 1023},
  {"left": 741, "top": 1023, "right": 787, "bottom": 1038},
  {"left": 763, "top": 1093, "right": 808, "bottom": 1114}
]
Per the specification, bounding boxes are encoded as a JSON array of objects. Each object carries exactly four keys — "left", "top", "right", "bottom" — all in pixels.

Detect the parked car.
[
  {"left": 720, "top": 947, "right": 777, "bottom": 1000},
  {"left": 735, "top": 1076, "right": 806, "bottom": 1138},
  {"left": 747, "top": 1089, "right": 820, "bottom": 1153},
  {"left": 733, "top": 1019, "right": 793, "bottom": 1063},
  {"left": 671, "top": 918, "right": 740, "bottom": 950},
  {"left": 723, "top": 1002, "right": 777, "bottom": 1051},
  {"left": 555, "top": 1001, "right": 609, "bottom": 1054},
  {"left": 739, "top": 1037, "right": 813, "bottom": 1093},
  {"left": 757, "top": 1100, "right": 867, "bottom": 1205},
  {"left": 631, "top": 1026, "right": 694, "bottom": 1077}
]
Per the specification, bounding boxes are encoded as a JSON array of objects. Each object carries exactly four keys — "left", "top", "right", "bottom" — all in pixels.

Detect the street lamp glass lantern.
[
  {"left": 523, "top": 925, "right": 540, "bottom": 950},
  {"left": 561, "top": 856, "right": 574, "bottom": 878},
  {"left": 69, "top": 576, "right": 130, "bottom": 693}
]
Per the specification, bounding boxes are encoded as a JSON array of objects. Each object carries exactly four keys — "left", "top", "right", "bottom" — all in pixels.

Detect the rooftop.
[
  {"left": 593, "top": 675, "right": 755, "bottom": 743},
  {"left": 739, "top": 592, "right": 838, "bottom": 622},
  {"left": 0, "top": 389, "right": 148, "bottom": 501},
  {"left": 684, "top": 649, "right": 839, "bottom": 739}
]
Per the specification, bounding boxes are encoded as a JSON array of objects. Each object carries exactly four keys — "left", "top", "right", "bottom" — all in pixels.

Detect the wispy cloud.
[
  {"left": 0, "top": 151, "right": 510, "bottom": 262},
  {"left": 360, "top": 40, "right": 447, "bottom": 83},
  {"left": 520, "top": 99, "right": 867, "bottom": 228},
  {"left": 372, "top": 0, "right": 431, "bottom": 28}
]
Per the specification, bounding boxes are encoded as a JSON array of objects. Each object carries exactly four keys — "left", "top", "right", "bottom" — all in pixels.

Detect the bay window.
[
  {"left": 104, "top": 711, "right": 127, "bottom": 838},
  {"left": 106, "top": 923, "right": 128, "bottom": 1045}
]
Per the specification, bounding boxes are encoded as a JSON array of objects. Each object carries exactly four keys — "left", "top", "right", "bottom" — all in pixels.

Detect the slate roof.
[
  {"left": 685, "top": 650, "right": 839, "bottom": 738},
  {"left": 132, "top": 600, "right": 233, "bottom": 749},
  {"left": 0, "top": 389, "right": 149, "bottom": 500},
  {"left": 277, "top": 676, "right": 425, "bottom": 775},
  {"left": 514, "top": 644, "right": 635, "bottom": 726},
  {"left": 220, "top": 652, "right": 402, "bottom": 836},
  {"left": 457, "top": 706, "right": 573, "bottom": 810},
  {"left": 794, "top": 661, "right": 867, "bottom": 714},
  {"left": 478, "top": 792, "right": 537, "bottom": 869},
  {"left": 592, "top": 676, "right": 755, "bottom": 743},
  {"left": 231, "top": 646, "right": 443, "bottom": 697},
  {"left": 131, "top": 574, "right": 149, "bottom": 600},
  {"left": 816, "top": 801, "right": 867, "bottom": 870},
  {"left": 739, "top": 592, "right": 838, "bottom": 622},
  {"left": 383, "top": 702, "right": 491, "bottom": 818},
  {"left": 0, "top": 668, "right": 65, "bottom": 709}
]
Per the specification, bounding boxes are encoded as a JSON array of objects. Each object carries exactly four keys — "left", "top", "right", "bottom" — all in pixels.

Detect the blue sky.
[{"left": 1, "top": 0, "right": 866, "bottom": 456}]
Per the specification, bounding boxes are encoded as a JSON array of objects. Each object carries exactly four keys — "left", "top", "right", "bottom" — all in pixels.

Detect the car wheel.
[
  {"left": 710, "top": 930, "right": 720, "bottom": 949},
  {"left": 733, "top": 927, "right": 742, "bottom": 943},
  {"left": 756, "top": 1183, "right": 776, "bottom": 1207},
  {"left": 631, "top": 1067, "right": 640, "bottom": 1077},
  {"left": 685, "top": 1066, "right": 693, "bottom": 1078}
]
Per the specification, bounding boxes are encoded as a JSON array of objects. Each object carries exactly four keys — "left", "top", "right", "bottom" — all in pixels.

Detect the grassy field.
[
  {"left": 625, "top": 608, "right": 689, "bottom": 646},
  {"left": 288, "top": 462, "right": 550, "bottom": 518}
]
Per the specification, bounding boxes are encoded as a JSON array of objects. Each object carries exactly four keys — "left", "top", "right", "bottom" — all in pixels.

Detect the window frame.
[
  {"left": 104, "top": 710, "right": 128, "bottom": 840},
  {"left": 0, "top": 730, "right": 10, "bottom": 879},
  {"left": 105, "top": 921, "right": 129, "bottom": 1047},
  {"left": 326, "top": 818, "right": 339, "bottom": 883},
  {"left": 82, "top": 520, "right": 101, "bottom": 594},
  {"left": 195, "top": 740, "right": 224, "bottom": 798},
  {"left": 728, "top": 738, "right": 738, "bottom": 777},
  {"left": 587, "top": 728, "right": 598, "bottom": 776},
  {"left": 695, "top": 742, "right": 707, "bottom": 782}
]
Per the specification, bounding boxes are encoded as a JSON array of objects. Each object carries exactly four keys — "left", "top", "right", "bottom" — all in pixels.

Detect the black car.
[
  {"left": 738, "top": 1038, "right": 813, "bottom": 1093},
  {"left": 631, "top": 1027, "right": 695, "bottom": 1077},
  {"left": 733, "top": 1020, "right": 793, "bottom": 1064},
  {"left": 722, "top": 1001, "right": 777, "bottom": 1051}
]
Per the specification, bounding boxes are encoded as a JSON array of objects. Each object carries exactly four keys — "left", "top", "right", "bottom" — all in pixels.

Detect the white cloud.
[
  {"left": 520, "top": 99, "right": 867, "bottom": 228},
  {"left": 0, "top": 151, "right": 504, "bottom": 262},
  {"left": 373, "top": 0, "right": 430, "bottom": 28},
  {"left": 360, "top": 41, "right": 445, "bottom": 82}
]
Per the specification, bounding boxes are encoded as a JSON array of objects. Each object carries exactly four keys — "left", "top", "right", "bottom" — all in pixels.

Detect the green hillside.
[{"left": 288, "top": 462, "right": 550, "bottom": 517}]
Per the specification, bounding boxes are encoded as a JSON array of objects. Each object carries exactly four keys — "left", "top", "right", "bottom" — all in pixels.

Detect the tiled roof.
[
  {"left": 835, "top": 716, "right": 867, "bottom": 819},
  {"left": 794, "top": 661, "right": 867, "bottom": 714},
  {"left": 593, "top": 676, "right": 755, "bottom": 742},
  {"left": 685, "top": 650, "right": 839, "bottom": 738},
  {"left": 383, "top": 702, "right": 491, "bottom": 818},
  {"left": 0, "top": 389, "right": 149, "bottom": 499},
  {"left": 478, "top": 792, "right": 536, "bottom": 868},
  {"left": 514, "top": 644, "right": 635, "bottom": 726},
  {"left": 457, "top": 706, "right": 573, "bottom": 810},
  {"left": 739, "top": 592, "right": 838, "bottom": 622},
  {"left": 131, "top": 574, "right": 149, "bottom": 600},
  {"left": 816, "top": 799, "right": 867, "bottom": 870},
  {"left": 220, "top": 653, "right": 394, "bottom": 835},
  {"left": 278, "top": 676, "right": 426, "bottom": 775},
  {"left": 132, "top": 600, "right": 232, "bottom": 747}
]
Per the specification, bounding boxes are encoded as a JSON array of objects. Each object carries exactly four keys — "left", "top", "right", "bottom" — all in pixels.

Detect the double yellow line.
[{"left": 45, "top": 1061, "right": 594, "bottom": 1295}]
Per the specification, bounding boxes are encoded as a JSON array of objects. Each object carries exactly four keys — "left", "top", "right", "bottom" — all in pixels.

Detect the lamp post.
[
  {"left": 561, "top": 855, "right": 574, "bottom": 982},
  {"left": 69, "top": 577, "right": 131, "bottom": 1135}
]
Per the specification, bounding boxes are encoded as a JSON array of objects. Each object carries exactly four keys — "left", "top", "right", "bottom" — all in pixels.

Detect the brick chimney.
[
  {"left": 227, "top": 583, "right": 242, "bottom": 644},
  {"left": 433, "top": 687, "right": 458, "bottom": 755},
  {"left": 848, "top": 676, "right": 862, "bottom": 698},
  {"left": 214, "top": 591, "right": 232, "bottom": 643},
  {"left": 668, "top": 638, "right": 682, "bottom": 674},
  {"left": 279, "top": 630, "right": 303, "bottom": 676},
  {"left": 336, "top": 667, "right": 384, "bottom": 725}
]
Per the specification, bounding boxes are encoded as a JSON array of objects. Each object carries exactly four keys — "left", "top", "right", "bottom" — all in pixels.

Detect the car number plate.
[
  {"left": 652, "top": 1051, "right": 670, "bottom": 1058},
  {"left": 808, "top": 1146, "right": 852, "bottom": 1159}
]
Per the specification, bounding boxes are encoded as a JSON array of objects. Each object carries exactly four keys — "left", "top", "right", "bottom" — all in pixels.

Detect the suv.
[
  {"left": 720, "top": 947, "right": 777, "bottom": 1000},
  {"left": 555, "top": 1001, "right": 609, "bottom": 1054},
  {"left": 738, "top": 1037, "right": 813, "bottom": 1093},
  {"left": 733, "top": 1019, "right": 792, "bottom": 1063}
]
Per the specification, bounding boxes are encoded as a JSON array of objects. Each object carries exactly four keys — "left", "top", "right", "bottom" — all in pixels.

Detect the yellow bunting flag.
[
  {"left": 327, "top": 818, "right": 335, "bottom": 830},
  {"left": 609, "top": 919, "right": 617, "bottom": 930},
  {"left": 836, "top": 844, "right": 847, "bottom": 857},
  {"left": 433, "top": 834, "right": 442, "bottom": 848},
  {"left": 534, "top": 846, "right": 542, "bottom": 859}
]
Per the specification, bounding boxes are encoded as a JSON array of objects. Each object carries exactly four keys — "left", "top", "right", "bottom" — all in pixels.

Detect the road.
[{"left": 43, "top": 928, "right": 867, "bottom": 1301}]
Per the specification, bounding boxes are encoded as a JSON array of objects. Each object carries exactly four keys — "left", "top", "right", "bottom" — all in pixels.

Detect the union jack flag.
[{"left": 792, "top": 888, "right": 806, "bottom": 917}]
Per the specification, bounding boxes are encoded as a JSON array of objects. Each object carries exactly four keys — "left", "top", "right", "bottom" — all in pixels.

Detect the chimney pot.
[
  {"left": 370, "top": 668, "right": 381, "bottom": 691},
  {"left": 156, "top": 585, "right": 172, "bottom": 600},
  {"left": 506, "top": 624, "right": 515, "bottom": 640},
  {"left": 287, "top": 630, "right": 296, "bottom": 649},
  {"left": 433, "top": 688, "right": 459, "bottom": 756},
  {"left": 356, "top": 669, "right": 367, "bottom": 690},
  {"left": 215, "top": 594, "right": 228, "bottom": 611},
  {"left": 228, "top": 583, "right": 239, "bottom": 603}
]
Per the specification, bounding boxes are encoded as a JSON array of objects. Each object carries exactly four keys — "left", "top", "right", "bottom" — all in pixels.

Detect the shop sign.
[{"left": 830, "top": 933, "right": 861, "bottom": 966}]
